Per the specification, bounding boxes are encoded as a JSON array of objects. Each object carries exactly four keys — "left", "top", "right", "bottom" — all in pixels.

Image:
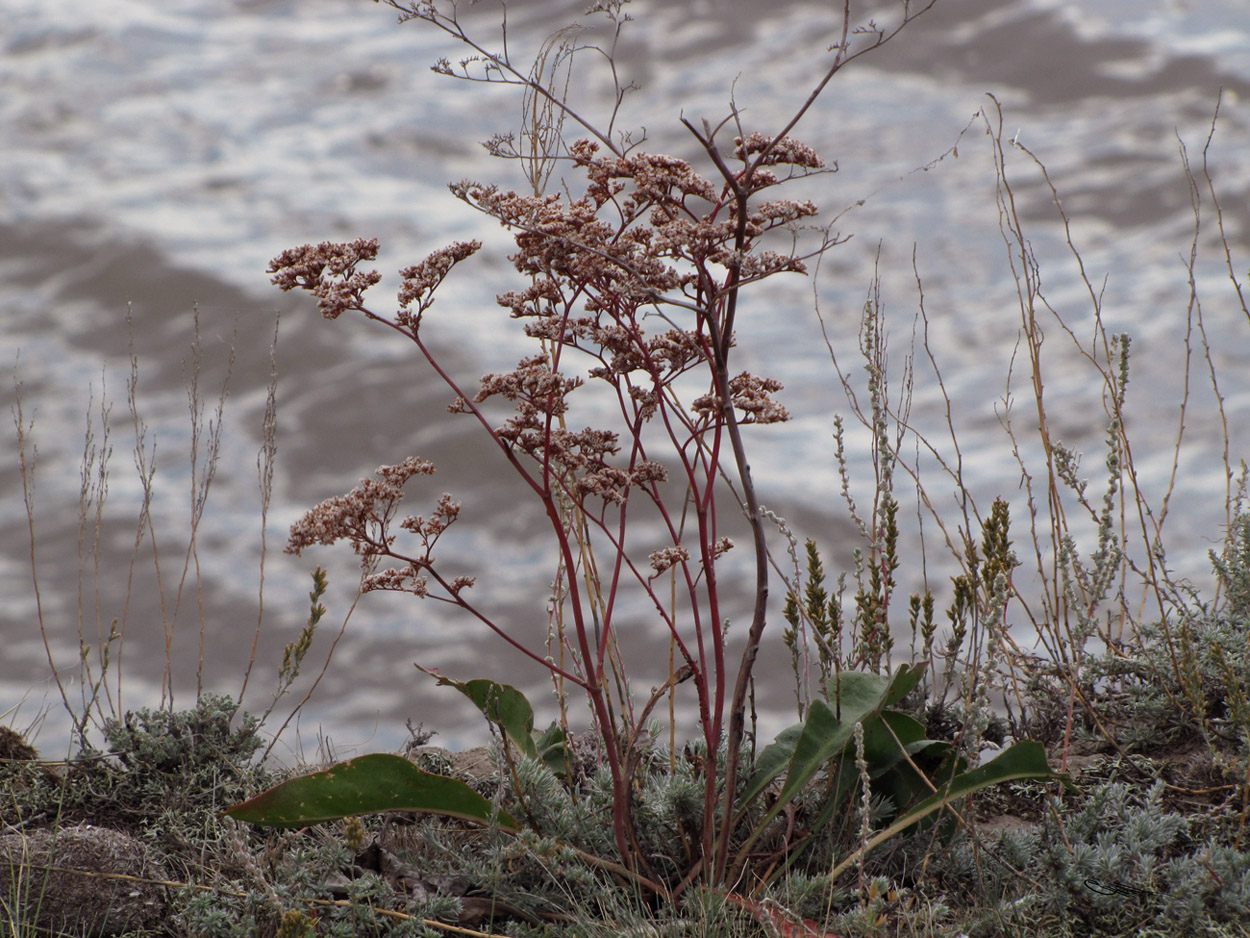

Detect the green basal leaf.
[
  {"left": 735, "top": 665, "right": 925, "bottom": 851},
  {"left": 534, "top": 721, "right": 573, "bottom": 778},
  {"left": 223, "top": 753, "right": 518, "bottom": 830},
  {"left": 422, "top": 669, "right": 538, "bottom": 761},
  {"left": 738, "top": 664, "right": 924, "bottom": 818},
  {"left": 827, "top": 740, "right": 1070, "bottom": 883},
  {"left": 737, "top": 721, "right": 804, "bottom": 812},
  {"left": 767, "top": 708, "right": 957, "bottom": 879},
  {"left": 873, "top": 663, "right": 924, "bottom": 709}
]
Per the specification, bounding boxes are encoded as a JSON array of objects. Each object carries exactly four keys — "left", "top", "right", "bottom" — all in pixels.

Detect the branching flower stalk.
[
  {"left": 272, "top": 0, "right": 940, "bottom": 888},
  {"left": 269, "top": 141, "right": 817, "bottom": 877}
]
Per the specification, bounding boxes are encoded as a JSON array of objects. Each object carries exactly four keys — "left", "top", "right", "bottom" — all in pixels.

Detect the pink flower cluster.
[
  {"left": 272, "top": 130, "right": 825, "bottom": 656},
  {"left": 286, "top": 457, "right": 437, "bottom": 557},
  {"left": 693, "top": 373, "right": 790, "bottom": 425},
  {"left": 397, "top": 239, "right": 482, "bottom": 327},
  {"left": 268, "top": 238, "right": 382, "bottom": 320},
  {"left": 733, "top": 132, "right": 826, "bottom": 169}
]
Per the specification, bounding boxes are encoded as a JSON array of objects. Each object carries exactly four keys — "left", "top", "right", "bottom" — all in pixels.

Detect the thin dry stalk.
[
  {"left": 15, "top": 306, "right": 336, "bottom": 758},
  {"left": 238, "top": 315, "right": 281, "bottom": 706},
  {"left": 813, "top": 90, "right": 1247, "bottom": 779}
]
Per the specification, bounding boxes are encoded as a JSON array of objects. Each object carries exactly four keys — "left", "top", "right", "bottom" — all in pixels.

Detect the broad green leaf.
[
  {"left": 864, "top": 709, "right": 926, "bottom": 775},
  {"left": 738, "top": 664, "right": 924, "bottom": 819},
  {"left": 827, "top": 740, "right": 1069, "bottom": 883},
  {"left": 860, "top": 711, "right": 961, "bottom": 833},
  {"left": 774, "top": 709, "right": 956, "bottom": 878},
  {"left": 866, "top": 711, "right": 956, "bottom": 786},
  {"left": 737, "top": 722, "right": 805, "bottom": 812},
  {"left": 873, "top": 663, "right": 924, "bottom": 709},
  {"left": 223, "top": 753, "right": 518, "bottom": 830},
  {"left": 424, "top": 671, "right": 538, "bottom": 761},
  {"left": 736, "top": 666, "right": 923, "bottom": 852},
  {"left": 535, "top": 721, "right": 573, "bottom": 778}
]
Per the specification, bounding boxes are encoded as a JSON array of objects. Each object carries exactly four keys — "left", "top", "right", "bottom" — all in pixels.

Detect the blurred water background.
[{"left": 3, "top": 0, "right": 1249, "bottom": 758}]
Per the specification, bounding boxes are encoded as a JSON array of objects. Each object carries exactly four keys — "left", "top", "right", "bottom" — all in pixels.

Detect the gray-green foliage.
[
  {"left": 939, "top": 781, "right": 1250, "bottom": 937},
  {"left": 494, "top": 741, "right": 710, "bottom": 892},
  {"left": 1086, "top": 613, "right": 1250, "bottom": 756},
  {"left": 1, "top": 693, "right": 270, "bottom": 840},
  {"left": 1018, "top": 506, "right": 1250, "bottom": 782},
  {"left": 7, "top": 696, "right": 472, "bottom": 937},
  {"left": 101, "top": 692, "right": 263, "bottom": 787},
  {"left": 1058, "top": 510, "right": 1250, "bottom": 767},
  {"left": 1211, "top": 510, "right": 1250, "bottom": 618}
]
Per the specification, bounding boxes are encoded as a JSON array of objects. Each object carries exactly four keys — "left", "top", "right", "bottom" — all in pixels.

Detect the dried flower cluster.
[
  {"left": 733, "top": 131, "right": 826, "bottom": 169},
  {"left": 449, "top": 138, "right": 810, "bottom": 446},
  {"left": 271, "top": 131, "right": 825, "bottom": 684},
  {"left": 286, "top": 457, "right": 436, "bottom": 556},
  {"left": 268, "top": 238, "right": 381, "bottom": 320},
  {"left": 648, "top": 545, "right": 691, "bottom": 575},
  {"left": 270, "top": 126, "right": 826, "bottom": 645},
  {"left": 286, "top": 457, "right": 470, "bottom": 597},
  {"left": 397, "top": 239, "right": 481, "bottom": 326},
  {"left": 693, "top": 372, "right": 791, "bottom": 425}
]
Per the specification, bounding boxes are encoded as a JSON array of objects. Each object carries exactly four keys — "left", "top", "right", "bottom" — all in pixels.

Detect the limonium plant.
[
  {"left": 266, "top": 125, "right": 826, "bottom": 876},
  {"left": 229, "top": 0, "right": 1062, "bottom": 898}
]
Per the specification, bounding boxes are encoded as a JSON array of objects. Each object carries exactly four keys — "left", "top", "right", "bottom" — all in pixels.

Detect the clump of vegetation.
[
  {"left": 7, "top": 1, "right": 1250, "bottom": 936},
  {"left": 934, "top": 779, "right": 1250, "bottom": 937}
]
